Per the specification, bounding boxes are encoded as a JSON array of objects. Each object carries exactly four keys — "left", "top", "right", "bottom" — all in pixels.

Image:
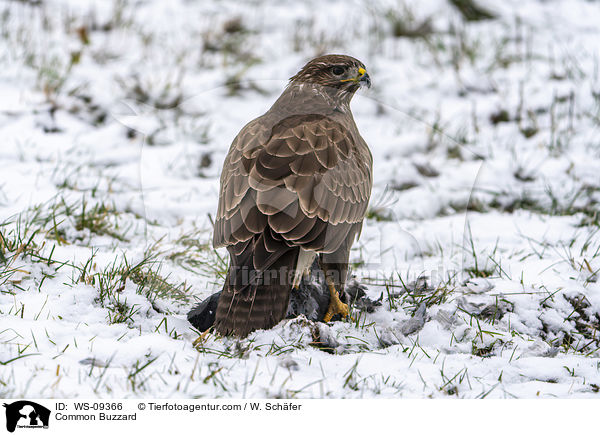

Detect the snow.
[{"left": 1, "top": 0, "right": 600, "bottom": 398}]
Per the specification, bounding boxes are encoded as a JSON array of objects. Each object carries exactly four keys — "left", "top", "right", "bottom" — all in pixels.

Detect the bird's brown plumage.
[{"left": 213, "top": 54, "right": 373, "bottom": 337}]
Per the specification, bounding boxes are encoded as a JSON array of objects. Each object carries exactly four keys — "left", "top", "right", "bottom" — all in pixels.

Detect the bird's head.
[{"left": 289, "top": 54, "right": 371, "bottom": 101}]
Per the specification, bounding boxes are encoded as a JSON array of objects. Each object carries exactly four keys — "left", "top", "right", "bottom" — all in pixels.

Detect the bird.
[{"left": 212, "top": 54, "right": 373, "bottom": 337}]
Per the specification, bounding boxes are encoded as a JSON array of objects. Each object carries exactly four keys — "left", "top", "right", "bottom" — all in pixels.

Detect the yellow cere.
[{"left": 341, "top": 67, "right": 367, "bottom": 83}]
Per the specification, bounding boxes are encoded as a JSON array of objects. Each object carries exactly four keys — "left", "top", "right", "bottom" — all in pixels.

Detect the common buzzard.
[{"left": 213, "top": 54, "right": 373, "bottom": 337}]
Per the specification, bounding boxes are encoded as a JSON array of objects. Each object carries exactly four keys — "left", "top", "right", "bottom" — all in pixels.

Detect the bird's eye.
[{"left": 331, "top": 66, "right": 345, "bottom": 76}]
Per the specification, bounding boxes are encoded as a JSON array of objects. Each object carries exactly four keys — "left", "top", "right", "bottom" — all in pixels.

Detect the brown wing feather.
[
  {"left": 213, "top": 112, "right": 372, "bottom": 337},
  {"left": 214, "top": 114, "right": 372, "bottom": 253}
]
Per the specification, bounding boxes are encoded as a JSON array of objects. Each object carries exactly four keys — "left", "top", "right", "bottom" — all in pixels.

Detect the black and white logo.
[{"left": 3, "top": 401, "right": 50, "bottom": 432}]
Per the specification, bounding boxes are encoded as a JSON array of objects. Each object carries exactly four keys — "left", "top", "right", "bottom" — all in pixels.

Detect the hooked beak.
[
  {"left": 359, "top": 70, "right": 371, "bottom": 88},
  {"left": 341, "top": 67, "right": 371, "bottom": 88}
]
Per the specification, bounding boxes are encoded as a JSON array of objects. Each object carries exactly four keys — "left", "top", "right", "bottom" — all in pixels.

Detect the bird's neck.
[{"left": 271, "top": 82, "right": 353, "bottom": 116}]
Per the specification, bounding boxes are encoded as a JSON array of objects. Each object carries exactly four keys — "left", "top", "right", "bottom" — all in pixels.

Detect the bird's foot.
[{"left": 323, "top": 280, "right": 350, "bottom": 322}]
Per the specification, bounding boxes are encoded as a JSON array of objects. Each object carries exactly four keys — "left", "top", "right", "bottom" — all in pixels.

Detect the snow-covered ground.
[{"left": 1, "top": 0, "right": 600, "bottom": 398}]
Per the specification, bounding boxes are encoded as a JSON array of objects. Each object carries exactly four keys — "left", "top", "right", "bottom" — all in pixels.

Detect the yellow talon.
[{"left": 323, "top": 279, "right": 350, "bottom": 322}]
